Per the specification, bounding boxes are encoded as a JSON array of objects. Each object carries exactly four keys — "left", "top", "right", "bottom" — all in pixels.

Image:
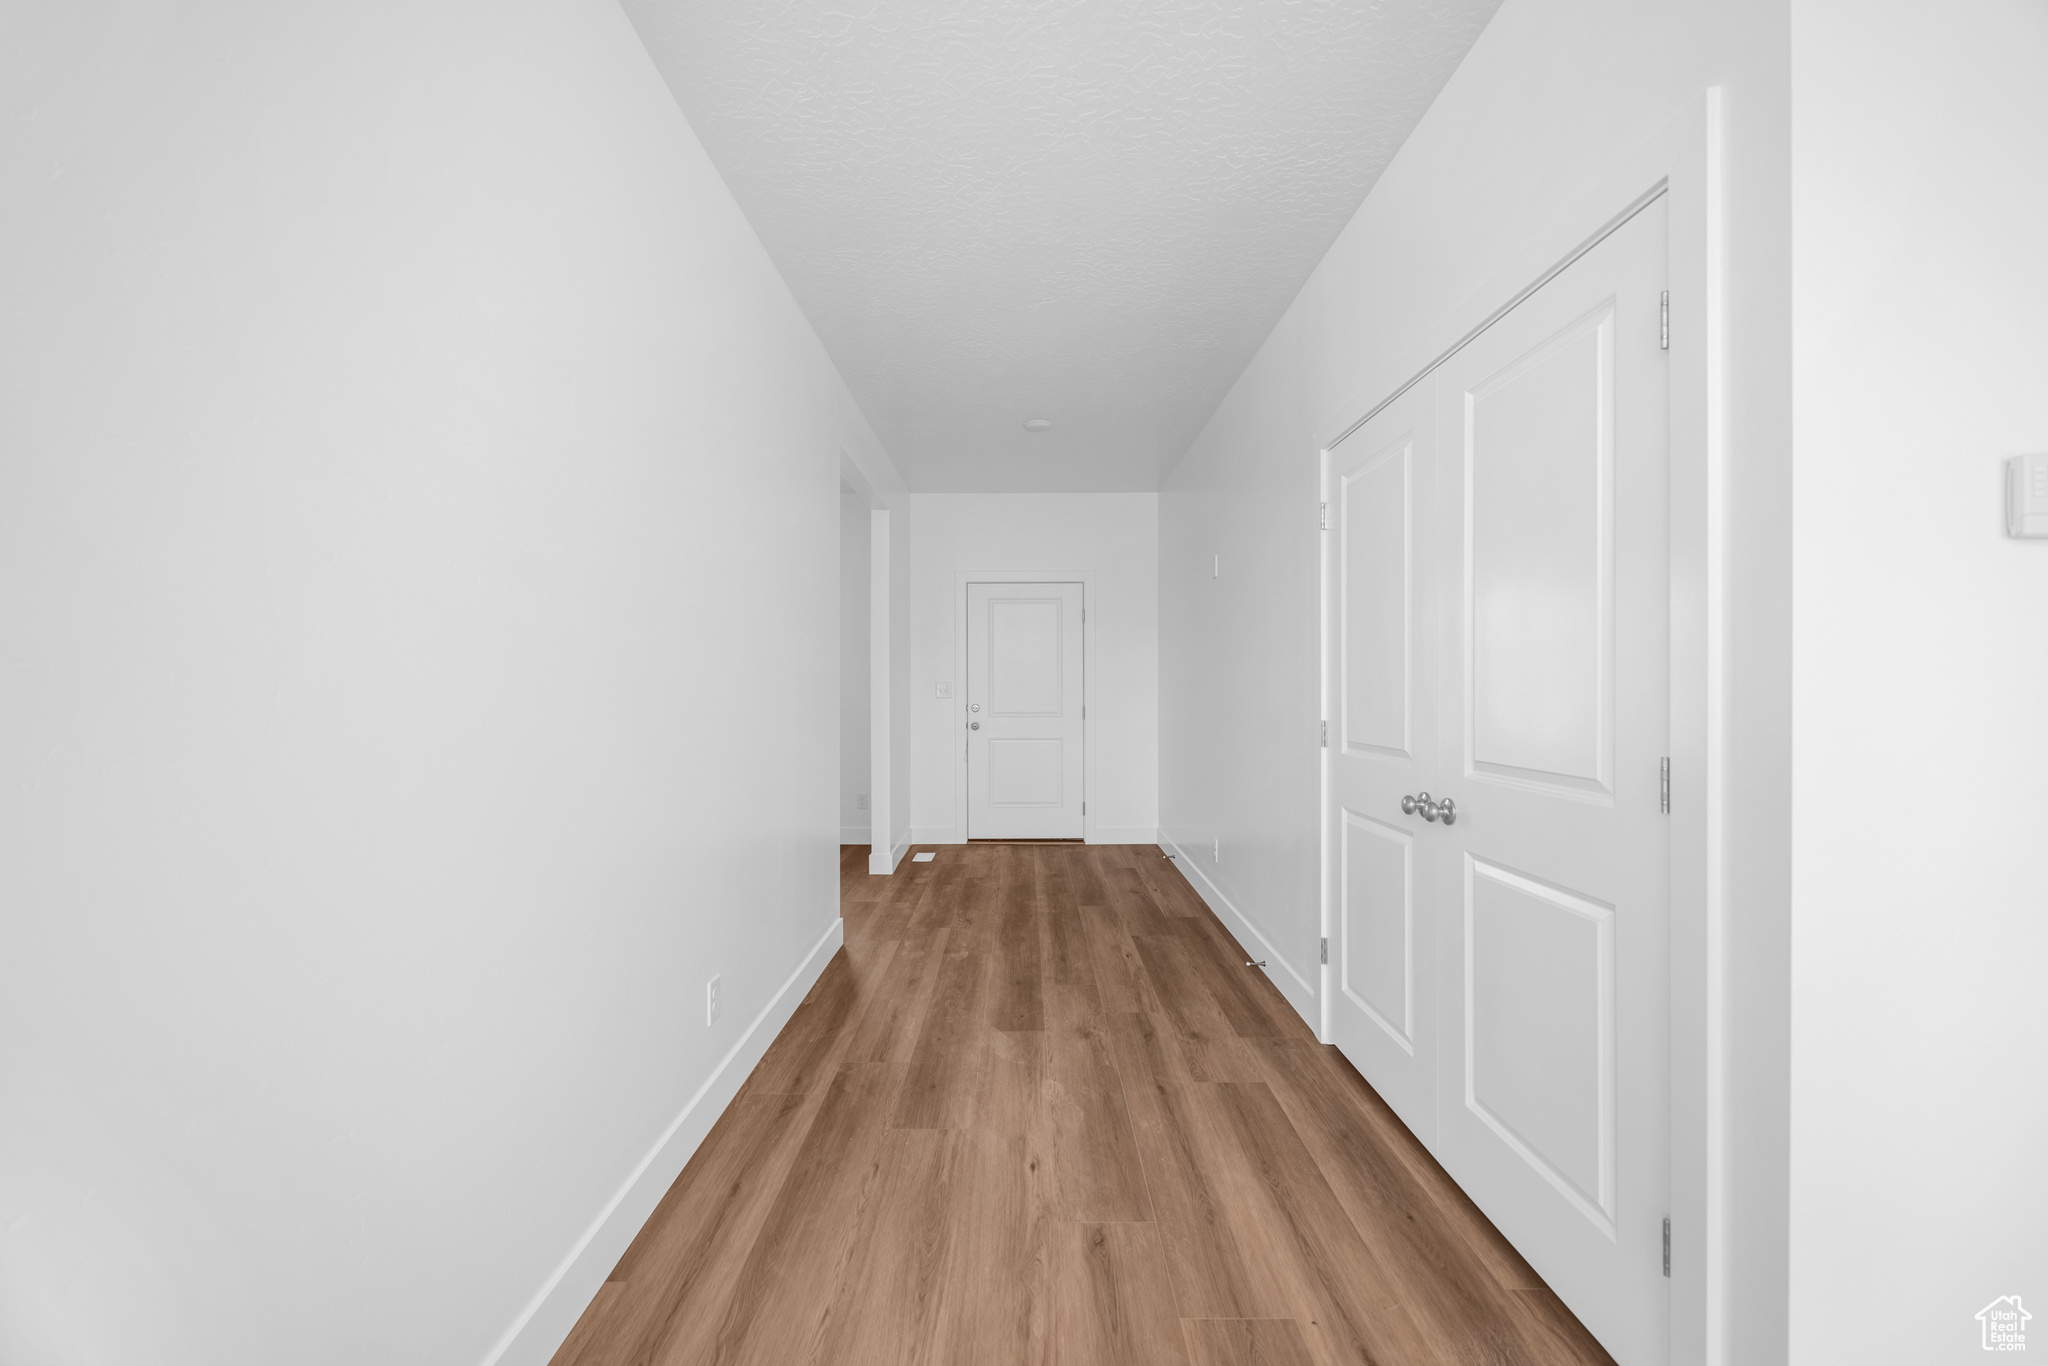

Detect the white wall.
[
  {"left": 909, "top": 494, "right": 1158, "bottom": 844},
  {"left": 1788, "top": 2, "right": 2048, "bottom": 1360},
  {"left": 1158, "top": 315, "right": 1322, "bottom": 1011},
  {"left": 0, "top": 3, "right": 897, "bottom": 1364},
  {"left": 1158, "top": 0, "right": 1796, "bottom": 1359},
  {"left": 840, "top": 489, "right": 871, "bottom": 842}
]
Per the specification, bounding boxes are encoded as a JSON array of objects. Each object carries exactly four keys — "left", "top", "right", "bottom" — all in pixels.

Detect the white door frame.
[
  {"left": 1313, "top": 93, "right": 1728, "bottom": 1366},
  {"left": 868, "top": 507, "right": 904, "bottom": 873},
  {"left": 840, "top": 452, "right": 906, "bottom": 875},
  {"left": 950, "top": 570, "right": 1097, "bottom": 843}
]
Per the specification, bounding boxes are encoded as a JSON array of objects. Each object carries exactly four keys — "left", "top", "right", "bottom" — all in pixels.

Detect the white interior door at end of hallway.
[
  {"left": 1324, "top": 378, "right": 1442, "bottom": 1146},
  {"left": 966, "top": 582, "right": 1084, "bottom": 839},
  {"left": 1431, "top": 196, "right": 1672, "bottom": 1366}
]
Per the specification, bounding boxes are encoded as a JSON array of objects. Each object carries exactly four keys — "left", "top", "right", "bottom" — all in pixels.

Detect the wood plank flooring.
[{"left": 550, "top": 844, "right": 1616, "bottom": 1366}]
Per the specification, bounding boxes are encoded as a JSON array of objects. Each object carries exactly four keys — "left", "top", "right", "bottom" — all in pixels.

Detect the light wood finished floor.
[{"left": 550, "top": 844, "right": 1616, "bottom": 1366}]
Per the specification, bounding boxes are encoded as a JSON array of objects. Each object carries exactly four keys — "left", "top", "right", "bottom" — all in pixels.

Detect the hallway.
[{"left": 548, "top": 845, "right": 1613, "bottom": 1366}]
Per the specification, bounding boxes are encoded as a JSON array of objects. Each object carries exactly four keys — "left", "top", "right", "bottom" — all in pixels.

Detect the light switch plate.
[
  {"left": 935, "top": 681, "right": 952, "bottom": 698},
  {"left": 2009, "top": 454, "right": 2048, "bottom": 537}
]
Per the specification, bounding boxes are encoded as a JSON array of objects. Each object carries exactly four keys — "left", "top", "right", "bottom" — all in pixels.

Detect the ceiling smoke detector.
[{"left": 1021, "top": 418, "right": 1054, "bottom": 433}]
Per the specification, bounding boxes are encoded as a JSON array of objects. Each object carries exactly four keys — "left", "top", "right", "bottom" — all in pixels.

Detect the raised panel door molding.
[
  {"left": 986, "top": 737, "right": 1064, "bottom": 807},
  {"left": 1463, "top": 855, "right": 1617, "bottom": 1237},
  {"left": 1462, "top": 301, "right": 1616, "bottom": 804},
  {"left": 987, "top": 597, "right": 1065, "bottom": 717},
  {"left": 1341, "top": 432, "right": 1414, "bottom": 760},
  {"left": 1340, "top": 807, "right": 1415, "bottom": 1052}
]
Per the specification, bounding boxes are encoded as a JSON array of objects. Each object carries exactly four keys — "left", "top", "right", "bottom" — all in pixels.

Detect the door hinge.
[
  {"left": 1662, "top": 1217, "right": 1672, "bottom": 1277},
  {"left": 1319, "top": 720, "right": 1328, "bottom": 748},
  {"left": 1660, "top": 290, "right": 1670, "bottom": 350},
  {"left": 1659, "top": 757, "right": 1671, "bottom": 813},
  {"left": 1320, "top": 936, "right": 1329, "bottom": 965},
  {"left": 1082, "top": 801, "right": 1086, "bottom": 816},
  {"left": 1319, "top": 501, "right": 1329, "bottom": 531}
]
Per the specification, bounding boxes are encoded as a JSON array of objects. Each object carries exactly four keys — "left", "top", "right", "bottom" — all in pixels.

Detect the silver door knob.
[
  {"left": 970, "top": 721, "right": 980, "bottom": 730},
  {"left": 1401, "top": 792, "right": 1456, "bottom": 824},
  {"left": 970, "top": 703, "right": 980, "bottom": 712}
]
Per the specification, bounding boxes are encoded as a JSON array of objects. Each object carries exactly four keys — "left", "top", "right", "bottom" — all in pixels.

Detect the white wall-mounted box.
[{"left": 2008, "top": 454, "right": 2048, "bottom": 537}]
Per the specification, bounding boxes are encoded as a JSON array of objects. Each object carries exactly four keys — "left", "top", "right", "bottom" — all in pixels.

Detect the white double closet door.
[{"left": 1325, "top": 199, "right": 1671, "bottom": 1364}]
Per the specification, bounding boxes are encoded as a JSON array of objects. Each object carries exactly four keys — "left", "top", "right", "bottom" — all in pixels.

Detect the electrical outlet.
[
  {"left": 706, "top": 974, "right": 720, "bottom": 1026},
  {"left": 857, "top": 793, "right": 868, "bottom": 810}
]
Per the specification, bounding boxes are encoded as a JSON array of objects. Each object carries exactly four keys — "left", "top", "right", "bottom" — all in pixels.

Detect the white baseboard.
[
  {"left": 482, "top": 912, "right": 845, "bottom": 1366},
  {"left": 909, "top": 825, "right": 1158, "bottom": 846},
  {"left": 868, "top": 835, "right": 909, "bottom": 874},
  {"left": 1156, "top": 831, "right": 1318, "bottom": 1028},
  {"left": 841, "top": 824, "right": 872, "bottom": 843}
]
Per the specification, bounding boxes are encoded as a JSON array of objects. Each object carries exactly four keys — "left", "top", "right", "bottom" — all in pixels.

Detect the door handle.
[
  {"left": 1400, "top": 792, "right": 1457, "bottom": 825},
  {"left": 970, "top": 721, "right": 980, "bottom": 730}
]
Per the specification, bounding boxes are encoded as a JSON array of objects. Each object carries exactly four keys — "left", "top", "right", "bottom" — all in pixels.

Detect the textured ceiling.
[{"left": 621, "top": 0, "right": 1500, "bottom": 491}]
